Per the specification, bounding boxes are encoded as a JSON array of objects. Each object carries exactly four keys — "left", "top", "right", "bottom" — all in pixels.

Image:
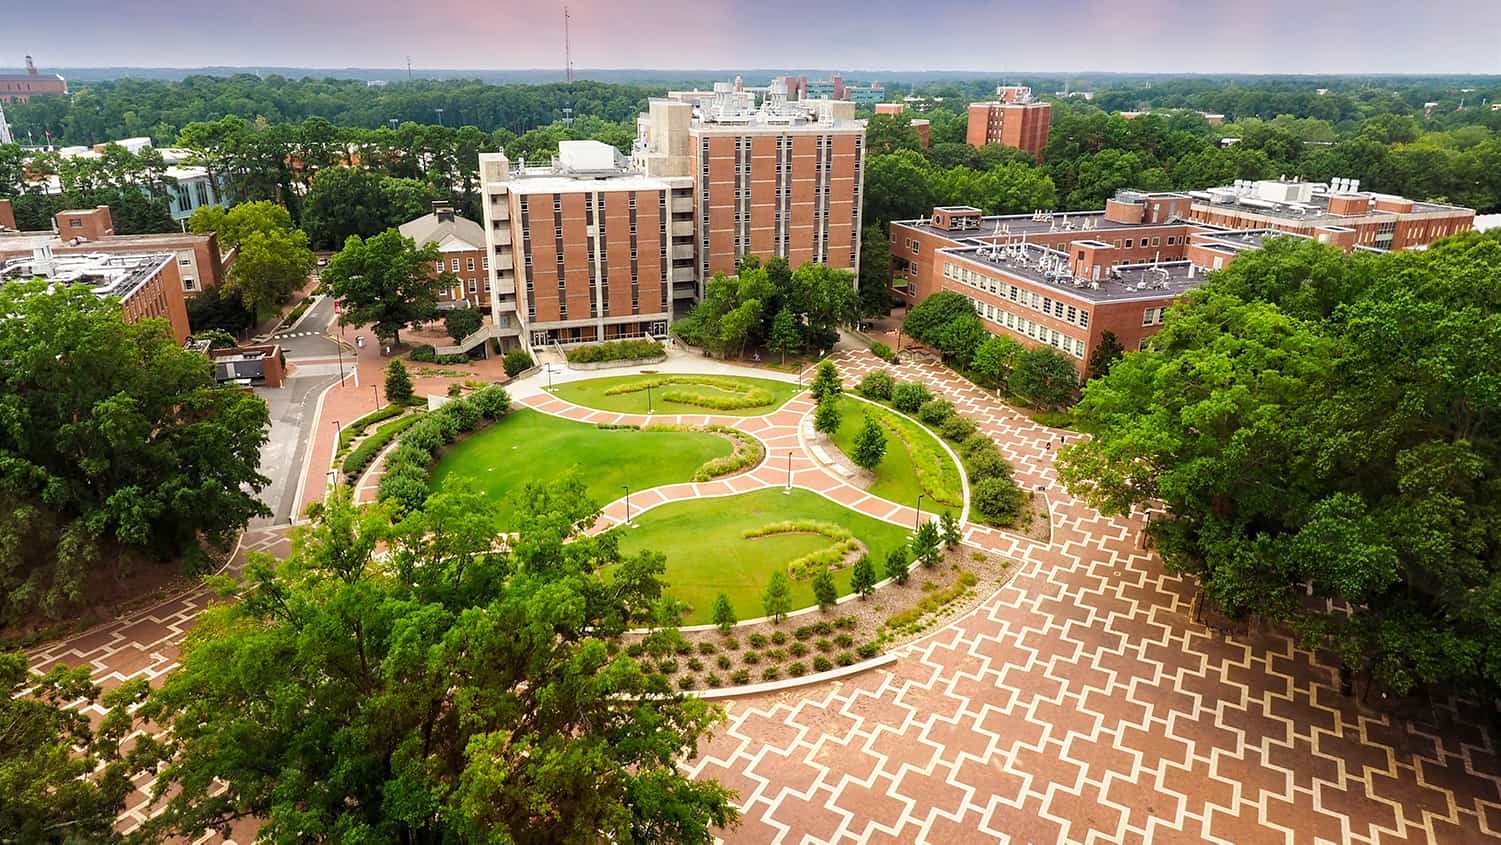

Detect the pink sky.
[{"left": 16, "top": 0, "right": 1501, "bottom": 74}]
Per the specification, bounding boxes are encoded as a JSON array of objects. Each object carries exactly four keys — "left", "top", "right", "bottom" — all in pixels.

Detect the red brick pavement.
[{"left": 687, "top": 350, "right": 1501, "bottom": 844}]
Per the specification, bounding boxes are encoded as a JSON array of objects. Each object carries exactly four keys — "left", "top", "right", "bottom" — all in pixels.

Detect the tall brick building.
[
  {"left": 890, "top": 179, "right": 1475, "bottom": 375},
  {"left": 634, "top": 80, "right": 866, "bottom": 290},
  {"left": 0, "top": 56, "right": 66, "bottom": 103},
  {"left": 966, "top": 85, "right": 1052, "bottom": 161}
]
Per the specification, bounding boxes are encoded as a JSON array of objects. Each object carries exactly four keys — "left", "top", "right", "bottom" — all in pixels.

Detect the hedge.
[
  {"left": 411, "top": 345, "right": 472, "bottom": 365},
  {"left": 862, "top": 403, "right": 963, "bottom": 508},
  {"left": 341, "top": 413, "right": 424, "bottom": 478},
  {"left": 374, "top": 385, "right": 513, "bottom": 510},
  {"left": 642, "top": 422, "right": 764, "bottom": 481},
  {"left": 565, "top": 338, "right": 665, "bottom": 364},
  {"left": 336, "top": 404, "right": 405, "bottom": 455}
]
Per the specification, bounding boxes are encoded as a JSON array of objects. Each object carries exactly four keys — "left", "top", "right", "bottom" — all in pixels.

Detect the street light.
[
  {"left": 784, "top": 452, "right": 792, "bottom": 494},
  {"left": 327, "top": 469, "right": 337, "bottom": 488},
  {"left": 546, "top": 364, "right": 554, "bottom": 391},
  {"left": 373, "top": 384, "right": 381, "bottom": 409},
  {"left": 913, "top": 492, "right": 925, "bottom": 534},
  {"left": 646, "top": 382, "right": 654, "bottom": 414},
  {"left": 336, "top": 340, "right": 346, "bottom": 387},
  {"left": 621, "top": 485, "right": 636, "bottom": 528}
]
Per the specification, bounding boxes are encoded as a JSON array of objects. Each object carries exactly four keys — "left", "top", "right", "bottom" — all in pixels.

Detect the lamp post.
[
  {"left": 784, "top": 452, "right": 792, "bottom": 494},
  {"left": 327, "top": 469, "right": 337, "bottom": 489},
  {"left": 895, "top": 325, "right": 903, "bottom": 353},
  {"left": 373, "top": 384, "right": 381, "bottom": 409},
  {"left": 336, "top": 340, "right": 345, "bottom": 386},
  {"left": 913, "top": 492, "right": 925, "bottom": 534},
  {"left": 546, "top": 364, "right": 554, "bottom": 391},
  {"left": 621, "top": 485, "right": 635, "bottom": 528},
  {"left": 646, "top": 382, "right": 654, "bottom": 414}
]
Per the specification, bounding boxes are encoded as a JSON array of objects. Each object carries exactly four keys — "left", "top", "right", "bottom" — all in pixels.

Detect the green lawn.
[
  {"left": 827, "top": 396, "right": 964, "bottom": 510},
  {"left": 611, "top": 488, "right": 911, "bottom": 623},
  {"left": 551, "top": 374, "right": 801, "bottom": 416},
  {"left": 430, "top": 408, "right": 731, "bottom": 522}
]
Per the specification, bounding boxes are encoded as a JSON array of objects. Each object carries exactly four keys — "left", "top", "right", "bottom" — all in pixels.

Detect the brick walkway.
[
  {"left": 688, "top": 350, "right": 1501, "bottom": 844},
  {"left": 23, "top": 350, "right": 1501, "bottom": 843}
]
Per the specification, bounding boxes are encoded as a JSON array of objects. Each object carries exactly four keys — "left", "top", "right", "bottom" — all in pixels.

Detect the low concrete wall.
[{"left": 566, "top": 354, "right": 668, "bottom": 371}]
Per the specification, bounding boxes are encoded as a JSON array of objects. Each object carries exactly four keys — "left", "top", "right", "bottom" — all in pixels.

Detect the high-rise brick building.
[
  {"left": 966, "top": 85, "right": 1052, "bottom": 161},
  {"left": 634, "top": 80, "right": 867, "bottom": 291}
]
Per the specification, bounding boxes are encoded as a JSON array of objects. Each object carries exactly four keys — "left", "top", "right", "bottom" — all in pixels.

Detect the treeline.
[{"left": 2, "top": 76, "right": 660, "bottom": 146}]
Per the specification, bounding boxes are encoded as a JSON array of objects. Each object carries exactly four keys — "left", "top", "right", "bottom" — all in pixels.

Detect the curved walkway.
[
  {"left": 686, "top": 350, "right": 1501, "bottom": 844},
  {"left": 24, "top": 350, "right": 1501, "bottom": 844}
]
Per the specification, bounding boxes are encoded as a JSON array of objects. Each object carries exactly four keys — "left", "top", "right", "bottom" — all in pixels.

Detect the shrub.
[
  {"left": 439, "top": 397, "right": 481, "bottom": 432},
  {"left": 857, "top": 369, "right": 895, "bottom": 400},
  {"left": 409, "top": 344, "right": 437, "bottom": 363},
  {"left": 748, "top": 633, "right": 768, "bottom": 649},
  {"left": 959, "top": 571, "right": 978, "bottom": 587},
  {"left": 565, "top": 338, "right": 665, "bottom": 364},
  {"left": 765, "top": 648, "right": 786, "bottom": 663},
  {"left": 834, "top": 634, "right": 854, "bottom": 649},
  {"left": 722, "top": 636, "right": 740, "bottom": 651},
  {"left": 625, "top": 642, "right": 645, "bottom": 658},
  {"left": 890, "top": 381, "right": 931, "bottom": 413},
  {"left": 384, "top": 359, "right": 414, "bottom": 404},
  {"left": 742, "top": 651, "right": 760, "bottom": 665},
  {"left": 885, "top": 547, "right": 911, "bottom": 584},
  {"left": 697, "top": 641, "right": 717, "bottom": 655},
  {"left": 835, "top": 616, "right": 859, "bottom": 630},
  {"left": 793, "top": 626, "right": 814, "bottom": 641},
  {"left": 469, "top": 384, "right": 512, "bottom": 419},
  {"left": 857, "top": 642, "right": 881, "bottom": 659},
  {"left": 788, "top": 662, "right": 808, "bottom": 677},
  {"left": 869, "top": 341, "right": 894, "bottom": 361},
  {"left": 502, "top": 348, "right": 534, "bottom": 377},
  {"left": 814, "top": 638, "right": 834, "bottom": 653},
  {"left": 706, "top": 673, "right": 723, "bottom": 688},
  {"left": 836, "top": 651, "right": 856, "bottom": 667},
  {"left": 812, "top": 621, "right": 834, "bottom": 635},
  {"left": 813, "top": 396, "right": 842, "bottom": 437},
  {"left": 716, "top": 655, "right": 732, "bottom": 670},
  {"left": 686, "top": 425, "right": 764, "bottom": 482},
  {"left": 789, "top": 642, "right": 808, "bottom": 658},
  {"left": 687, "top": 658, "right": 704, "bottom": 672},
  {"left": 336, "top": 404, "right": 404, "bottom": 454},
  {"left": 973, "top": 476, "right": 1026, "bottom": 524},
  {"left": 810, "top": 360, "right": 842, "bottom": 403},
  {"left": 604, "top": 375, "right": 773, "bottom": 410},
  {"left": 730, "top": 670, "right": 751, "bottom": 686},
  {"left": 918, "top": 399, "right": 954, "bottom": 425},
  {"left": 812, "top": 656, "right": 833, "bottom": 673},
  {"left": 343, "top": 413, "right": 422, "bottom": 477},
  {"left": 674, "top": 640, "right": 694, "bottom": 656},
  {"left": 939, "top": 414, "right": 977, "bottom": 442},
  {"left": 770, "top": 630, "right": 787, "bottom": 646},
  {"left": 761, "top": 666, "right": 782, "bottom": 682},
  {"left": 656, "top": 659, "right": 678, "bottom": 675},
  {"left": 678, "top": 675, "right": 696, "bottom": 690}
]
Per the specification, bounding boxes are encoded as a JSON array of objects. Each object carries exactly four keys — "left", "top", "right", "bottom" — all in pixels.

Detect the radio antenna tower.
[{"left": 563, "top": 6, "right": 575, "bottom": 84}]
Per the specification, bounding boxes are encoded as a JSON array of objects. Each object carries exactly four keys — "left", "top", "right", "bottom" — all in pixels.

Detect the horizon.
[{"left": 10, "top": 0, "right": 1500, "bottom": 76}]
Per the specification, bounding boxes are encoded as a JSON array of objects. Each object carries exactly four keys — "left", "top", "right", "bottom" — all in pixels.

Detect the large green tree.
[
  {"left": 138, "top": 481, "right": 738, "bottom": 843},
  {"left": 1059, "top": 232, "right": 1501, "bottom": 698},
  {"left": 0, "top": 281, "right": 271, "bottom": 623},
  {"left": 324, "top": 228, "right": 448, "bottom": 345}
]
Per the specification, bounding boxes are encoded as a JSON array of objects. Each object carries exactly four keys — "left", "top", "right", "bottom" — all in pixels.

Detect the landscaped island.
[{"left": 552, "top": 373, "right": 800, "bottom": 416}]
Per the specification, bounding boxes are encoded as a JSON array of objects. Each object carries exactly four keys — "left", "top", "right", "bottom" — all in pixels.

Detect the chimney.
[{"left": 25, "top": 56, "right": 37, "bottom": 77}]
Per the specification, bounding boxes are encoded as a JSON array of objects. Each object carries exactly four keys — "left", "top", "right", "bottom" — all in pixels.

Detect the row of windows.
[
  {"left": 435, "top": 256, "right": 490, "bottom": 274},
  {"left": 965, "top": 295, "right": 1086, "bottom": 359},
  {"left": 943, "top": 261, "right": 1090, "bottom": 329}
]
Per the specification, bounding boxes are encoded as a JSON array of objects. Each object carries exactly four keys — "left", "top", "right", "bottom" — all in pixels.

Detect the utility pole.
[
  {"left": 562, "top": 5, "right": 575, "bottom": 128},
  {"left": 406, "top": 56, "right": 412, "bottom": 82}
]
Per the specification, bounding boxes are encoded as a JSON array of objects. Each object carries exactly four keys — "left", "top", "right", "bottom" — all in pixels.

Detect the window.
[
  {"left": 1152, "top": 237, "right": 1160, "bottom": 247},
  {"left": 435, "top": 261, "right": 443, "bottom": 273},
  {"left": 911, "top": 240, "right": 920, "bottom": 254},
  {"left": 466, "top": 257, "right": 475, "bottom": 272},
  {"left": 69, "top": 218, "right": 82, "bottom": 228},
  {"left": 1124, "top": 238, "right": 1133, "bottom": 248},
  {"left": 482, "top": 256, "right": 489, "bottom": 270},
  {"left": 450, "top": 258, "right": 460, "bottom": 272},
  {"left": 182, "top": 277, "right": 196, "bottom": 291},
  {"left": 468, "top": 279, "right": 477, "bottom": 294}
]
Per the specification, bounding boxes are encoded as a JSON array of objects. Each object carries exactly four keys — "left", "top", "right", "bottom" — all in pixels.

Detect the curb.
[{"left": 689, "top": 653, "right": 898, "bottom": 700}]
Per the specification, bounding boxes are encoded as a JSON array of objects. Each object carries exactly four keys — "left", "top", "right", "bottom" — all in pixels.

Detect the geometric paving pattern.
[
  {"left": 24, "top": 351, "right": 1501, "bottom": 843},
  {"left": 690, "top": 350, "right": 1501, "bottom": 844}
]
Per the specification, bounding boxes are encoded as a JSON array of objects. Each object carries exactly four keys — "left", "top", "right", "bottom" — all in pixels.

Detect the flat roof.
[
  {"left": 507, "top": 172, "right": 669, "bottom": 195},
  {"left": 896, "top": 210, "right": 1186, "bottom": 241},
  {"left": 1187, "top": 186, "right": 1471, "bottom": 225},
  {"left": 0, "top": 251, "right": 172, "bottom": 301},
  {"left": 939, "top": 242, "right": 1206, "bottom": 304}
]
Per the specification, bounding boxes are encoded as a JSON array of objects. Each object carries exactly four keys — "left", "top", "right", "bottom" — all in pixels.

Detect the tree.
[
  {"left": 188, "top": 199, "right": 293, "bottom": 252},
  {"left": 444, "top": 305, "right": 484, "bottom": 342},
  {"left": 136, "top": 481, "right": 738, "bottom": 843},
  {"left": 935, "top": 314, "right": 989, "bottom": 367},
  {"left": 972, "top": 335, "right": 1023, "bottom": 388},
  {"left": 323, "top": 228, "right": 447, "bottom": 345},
  {"left": 231, "top": 227, "right": 315, "bottom": 311},
  {"left": 795, "top": 262, "right": 860, "bottom": 349},
  {"left": 940, "top": 510, "right": 961, "bottom": 549},
  {"left": 811, "top": 569, "right": 838, "bottom": 610},
  {"left": 718, "top": 298, "right": 762, "bottom": 359},
  {"left": 384, "top": 358, "right": 414, "bottom": 405},
  {"left": 911, "top": 521, "right": 942, "bottom": 568},
  {"left": 865, "top": 113, "right": 923, "bottom": 154},
  {"left": 902, "top": 290, "right": 974, "bottom": 346},
  {"left": 300, "top": 166, "right": 390, "bottom": 249},
  {"left": 0, "top": 652, "right": 156, "bottom": 843},
  {"left": 884, "top": 548, "right": 910, "bottom": 584},
  {"left": 761, "top": 570, "right": 793, "bottom": 624},
  {"left": 852, "top": 413, "right": 888, "bottom": 471},
  {"left": 1085, "top": 330, "right": 1125, "bottom": 381},
  {"left": 1007, "top": 347, "right": 1080, "bottom": 411},
  {"left": 502, "top": 348, "right": 534, "bottom": 377},
  {"left": 850, "top": 555, "right": 877, "bottom": 598},
  {"left": 711, "top": 592, "right": 738, "bottom": 635},
  {"left": 972, "top": 477, "right": 1025, "bottom": 524},
  {"left": 0, "top": 281, "right": 270, "bottom": 624},
  {"left": 810, "top": 359, "right": 842, "bottom": 403},
  {"left": 814, "top": 396, "right": 843, "bottom": 438},
  {"left": 857, "top": 225, "right": 893, "bottom": 317},
  {"left": 767, "top": 308, "right": 801, "bottom": 364}
]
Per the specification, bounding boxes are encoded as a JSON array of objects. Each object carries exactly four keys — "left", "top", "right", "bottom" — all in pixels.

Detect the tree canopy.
[
  {"left": 1058, "top": 232, "right": 1501, "bottom": 698},
  {"left": 323, "top": 228, "right": 448, "bottom": 344},
  {"left": 138, "top": 480, "right": 738, "bottom": 843},
  {"left": 0, "top": 281, "right": 271, "bottom": 624}
]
